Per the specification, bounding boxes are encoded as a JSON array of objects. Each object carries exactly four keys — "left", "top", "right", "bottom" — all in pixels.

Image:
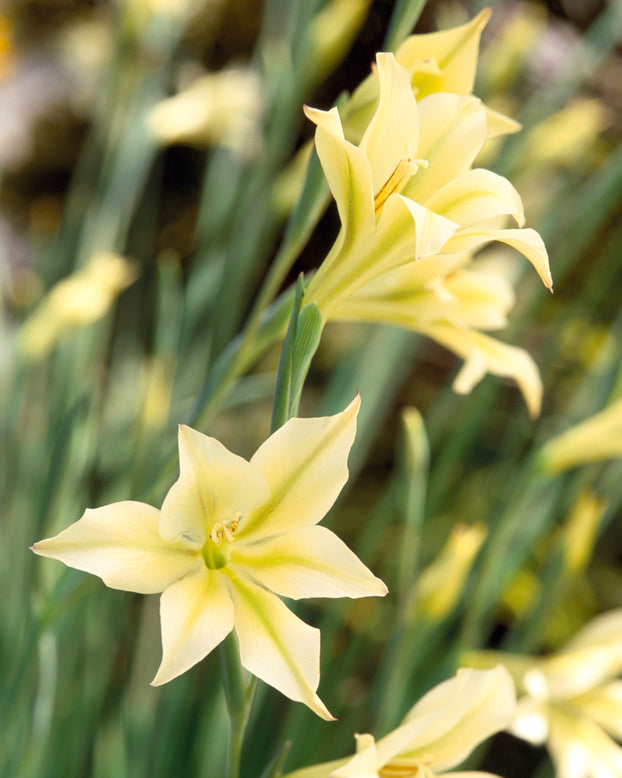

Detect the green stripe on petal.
[
  {"left": 230, "top": 525, "right": 387, "bottom": 600},
  {"left": 152, "top": 568, "right": 234, "bottom": 685},
  {"left": 31, "top": 502, "right": 201, "bottom": 594},
  {"left": 237, "top": 396, "right": 360, "bottom": 541},
  {"left": 304, "top": 105, "right": 375, "bottom": 251},
  {"left": 159, "top": 425, "right": 270, "bottom": 547},
  {"left": 224, "top": 572, "right": 334, "bottom": 720}
]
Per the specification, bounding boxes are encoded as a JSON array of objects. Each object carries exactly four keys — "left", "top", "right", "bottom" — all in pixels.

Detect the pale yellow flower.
[
  {"left": 147, "top": 67, "right": 263, "bottom": 158},
  {"left": 31, "top": 396, "right": 387, "bottom": 720},
  {"left": 539, "top": 397, "right": 622, "bottom": 473},
  {"left": 284, "top": 666, "right": 516, "bottom": 778},
  {"left": 469, "top": 610, "right": 622, "bottom": 778},
  {"left": 331, "top": 252, "right": 543, "bottom": 416},
  {"left": 18, "top": 252, "right": 136, "bottom": 360}
]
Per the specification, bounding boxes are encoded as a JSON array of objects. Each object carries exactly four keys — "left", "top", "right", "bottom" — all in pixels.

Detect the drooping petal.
[
  {"left": 425, "top": 169, "right": 525, "bottom": 228},
  {"left": 31, "top": 502, "right": 201, "bottom": 594},
  {"left": 152, "top": 567, "right": 234, "bottom": 685},
  {"left": 304, "top": 105, "right": 375, "bottom": 248},
  {"left": 230, "top": 525, "right": 387, "bottom": 600},
  {"left": 403, "top": 94, "right": 487, "bottom": 203},
  {"left": 237, "top": 396, "right": 360, "bottom": 542},
  {"left": 359, "top": 52, "right": 419, "bottom": 193},
  {"left": 389, "top": 667, "right": 516, "bottom": 771},
  {"left": 224, "top": 571, "right": 334, "bottom": 720},
  {"left": 396, "top": 8, "right": 491, "bottom": 98},
  {"left": 159, "top": 425, "right": 270, "bottom": 548},
  {"left": 443, "top": 225, "right": 552, "bottom": 291},
  {"left": 420, "top": 321, "right": 543, "bottom": 418}
]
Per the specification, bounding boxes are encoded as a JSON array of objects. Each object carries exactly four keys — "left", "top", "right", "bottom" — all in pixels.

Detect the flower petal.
[
  {"left": 331, "top": 733, "right": 380, "bottom": 777},
  {"left": 230, "top": 525, "right": 387, "bottom": 600},
  {"left": 547, "top": 713, "right": 622, "bottom": 778},
  {"left": 225, "top": 572, "right": 334, "bottom": 720},
  {"left": 237, "top": 396, "right": 360, "bottom": 541},
  {"left": 444, "top": 226, "right": 552, "bottom": 291},
  {"left": 31, "top": 502, "right": 201, "bottom": 594},
  {"left": 159, "top": 425, "right": 270, "bottom": 548},
  {"left": 575, "top": 681, "right": 622, "bottom": 741},
  {"left": 152, "top": 567, "right": 234, "bottom": 685},
  {"left": 396, "top": 8, "right": 491, "bottom": 98},
  {"left": 391, "top": 667, "right": 516, "bottom": 771},
  {"left": 304, "top": 105, "right": 375, "bottom": 247},
  {"left": 403, "top": 94, "right": 487, "bottom": 203},
  {"left": 425, "top": 169, "right": 525, "bottom": 228},
  {"left": 420, "top": 321, "right": 543, "bottom": 418},
  {"left": 359, "top": 52, "right": 419, "bottom": 194}
]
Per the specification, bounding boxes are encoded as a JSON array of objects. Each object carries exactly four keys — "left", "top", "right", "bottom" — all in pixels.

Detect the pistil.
[{"left": 374, "top": 145, "right": 427, "bottom": 216}]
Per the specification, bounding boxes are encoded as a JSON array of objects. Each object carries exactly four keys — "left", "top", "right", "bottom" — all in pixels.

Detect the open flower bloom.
[
  {"left": 331, "top": 251, "right": 542, "bottom": 416},
  {"left": 468, "top": 610, "right": 622, "bottom": 778},
  {"left": 31, "top": 396, "right": 387, "bottom": 720},
  {"left": 284, "top": 666, "right": 516, "bottom": 778}
]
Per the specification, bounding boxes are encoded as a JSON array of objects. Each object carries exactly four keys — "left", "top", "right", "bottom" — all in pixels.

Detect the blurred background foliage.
[{"left": 1, "top": 0, "right": 622, "bottom": 776}]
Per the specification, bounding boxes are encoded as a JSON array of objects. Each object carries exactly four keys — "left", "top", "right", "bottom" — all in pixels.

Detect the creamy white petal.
[
  {"left": 237, "top": 396, "right": 360, "bottom": 541},
  {"left": 304, "top": 105, "right": 375, "bottom": 248},
  {"left": 419, "top": 322, "right": 543, "bottom": 418},
  {"left": 359, "top": 52, "right": 419, "bottom": 193},
  {"left": 425, "top": 169, "right": 525, "bottom": 228},
  {"left": 230, "top": 525, "right": 387, "bottom": 600},
  {"left": 403, "top": 94, "right": 487, "bottom": 203},
  {"left": 443, "top": 226, "right": 552, "bottom": 291},
  {"left": 225, "top": 572, "right": 334, "bottom": 720},
  {"left": 331, "top": 733, "right": 380, "bottom": 777},
  {"left": 159, "top": 425, "right": 270, "bottom": 547},
  {"left": 152, "top": 568, "right": 234, "bottom": 685},
  {"left": 393, "top": 667, "right": 516, "bottom": 771},
  {"left": 31, "top": 502, "right": 201, "bottom": 594}
]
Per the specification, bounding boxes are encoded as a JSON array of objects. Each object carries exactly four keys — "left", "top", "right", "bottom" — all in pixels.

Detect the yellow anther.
[
  {"left": 209, "top": 514, "right": 241, "bottom": 545},
  {"left": 374, "top": 145, "right": 427, "bottom": 216}
]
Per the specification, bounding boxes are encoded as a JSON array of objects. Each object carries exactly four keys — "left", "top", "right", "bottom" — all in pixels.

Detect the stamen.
[
  {"left": 374, "top": 144, "right": 427, "bottom": 216},
  {"left": 210, "top": 514, "right": 242, "bottom": 545}
]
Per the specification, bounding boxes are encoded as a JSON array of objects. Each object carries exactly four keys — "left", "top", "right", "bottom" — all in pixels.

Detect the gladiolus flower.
[{"left": 31, "top": 396, "right": 387, "bottom": 720}]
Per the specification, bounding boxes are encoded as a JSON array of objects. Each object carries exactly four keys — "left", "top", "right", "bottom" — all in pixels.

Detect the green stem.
[{"left": 219, "top": 634, "right": 257, "bottom": 778}]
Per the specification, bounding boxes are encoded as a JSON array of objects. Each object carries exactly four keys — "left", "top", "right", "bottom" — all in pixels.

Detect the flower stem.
[{"left": 219, "top": 633, "right": 257, "bottom": 778}]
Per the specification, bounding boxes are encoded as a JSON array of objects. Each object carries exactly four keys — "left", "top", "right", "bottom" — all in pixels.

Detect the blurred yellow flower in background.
[
  {"left": 18, "top": 252, "right": 137, "bottom": 360},
  {"left": 31, "top": 396, "right": 387, "bottom": 720},
  {"left": 284, "top": 666, "right": 516, "bottom": 778},
  {"left": 539, "top": 397, "right": 622, "bottom": 472},
  {"left": 468, "top": 610, "right": 622, "bottom": 778},
  {"left": 148, "top": 67, "right": 263, "bottom": 158}
]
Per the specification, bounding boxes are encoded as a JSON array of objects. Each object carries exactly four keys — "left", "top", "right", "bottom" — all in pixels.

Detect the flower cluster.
[{"left": 303, "top": 12, "right": 551, "bottom": 415}]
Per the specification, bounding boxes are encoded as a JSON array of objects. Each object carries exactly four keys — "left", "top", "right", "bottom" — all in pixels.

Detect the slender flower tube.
[
  {"left": 283, "top": 666, "right": 516, "bottom": 778},
  {"left": 31, "top": 396, "right": 387, "bottom": 720},
  {"left": 467, "top": 610, "right": 622, "bottom": 778}
]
